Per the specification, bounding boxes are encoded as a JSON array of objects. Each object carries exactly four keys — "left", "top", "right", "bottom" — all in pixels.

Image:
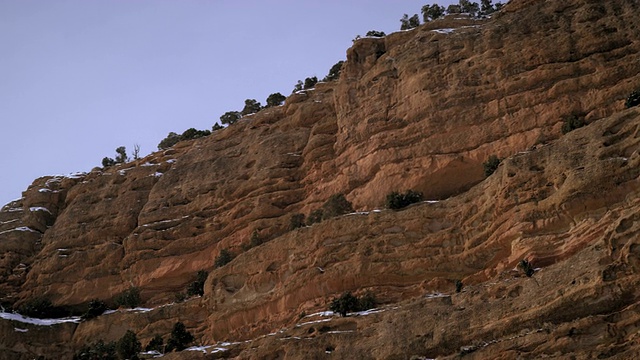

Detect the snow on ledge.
[{"left": 0, "top": 311, "right": 81, "bottom": 326}]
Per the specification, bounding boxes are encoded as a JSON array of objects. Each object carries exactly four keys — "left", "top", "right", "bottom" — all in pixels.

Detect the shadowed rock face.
[{"left": 2, "top": 0, "right": 640, "bottom": 358}]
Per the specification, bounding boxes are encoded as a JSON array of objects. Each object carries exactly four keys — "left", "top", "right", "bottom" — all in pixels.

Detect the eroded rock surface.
[{"left": 2, "top": 0, "right": 640, "bottom": 358}]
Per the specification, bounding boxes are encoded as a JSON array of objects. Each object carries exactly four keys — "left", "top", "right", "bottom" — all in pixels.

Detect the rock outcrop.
[{"left": 2, "top": 0, "right": 640, "bottom": 358}]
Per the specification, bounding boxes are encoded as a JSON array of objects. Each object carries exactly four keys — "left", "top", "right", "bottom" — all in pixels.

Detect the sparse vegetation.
[
  {"left": 212, "top": 123, "right": 224, "bottom": 131},
  {"left": 241, "top": 99, "right": 262, "bottom": 116},
  {"left": 145, "top": 334, "right": 164, "bottom": 354},
  {"left": 422, "top": 4, "right": 445, "bottom": 21},
  {"left": 455, "top": 280, "right": 464, "bottom": 293},
  {"left": 214, "top": 248, "right": 234, "bottom": 268},
  {"left": 102, "top": 146, "right": 129, "bottom": 167},
  {"left": 307, "top": 209, "right": 324, "bottom": 226},
  {"left": 483, "top": 155, "right": 501, "bottom": 177},
  {"left": 303, "top": 76, "right": 318, "bottom": 90},
  {"left": 321, "top": 193, "right": 354, "bottom": 219},
  {"left": 114, "top": 286, "right": 141, "bottom": 309},
  {"left": 561, "top": 114, "right": 586, "bottom": 134},
  {"left": 73, "top": 340, "right": 117, "bottom": 360},
  {"left": 289, "top": 213, "right": 306, "bottom": 230},
  {"left": 329, "top": 291, "right": 377, "bottom": 317},
  {"left": 116, "top": 330, "right": 141, "bottom": 360},
  {"left": 220, "top": 111, "right": 242, "bottom": 125},
  {"left": 400, "top": 13, "right": 420, "bottom": 30},
  {"left": 625, "top": 89, "right": 640, "bottom": 108},
  {"left": 181, "top": 127, "right": 211, "bottom": 140},
  {"left": 323, "top": 60, "right": 345, "bottom": 82},
  {"left": 158, "top": 132, "right": 181, "bottom": 150},
  {"left": 266, "top": 92, "right": 286, "bottom": 107},
  {"left": 366, "top": 30, "right": 386, "bottom": 37},
  {"left": 18, "top": 297, "right": 68, "bottom": 319},
  {"left": 186, "top": 270, "right": 208, "bottom": 297},
  {"left": 165, "top": 322, "right": 194, "bottom": 352},
  {"left": 386, "top": 190, "right": 424, "bottom": 210},
  {"left": 243, "top": 229, "right": 263, "bottom": 250},
  {"left": 82, "top": 299, "right": 108, "bottom": 320},
  {"left": 293, "top": 80, "right": 304, "bottom": 93},
  {"left": 520, "top": 259, "right": 535, "bottom": 277}
]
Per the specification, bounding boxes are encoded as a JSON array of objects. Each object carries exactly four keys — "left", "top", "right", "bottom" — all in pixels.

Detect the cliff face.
[{"left": 2, "top": 0, "right": 640, "bottom": 358}]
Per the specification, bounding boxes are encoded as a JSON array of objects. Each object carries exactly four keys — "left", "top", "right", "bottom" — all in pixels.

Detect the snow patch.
[
  {"left": 152, "top": 172, "right": 163, "bottom": 178},
  {"left": 30, "top": 207, "right": 51, "bottom": 214},
  {"left": 14, "top": 327, "right": 28, "bottom": 332},
  {"left": 295, "top": 318, "right": 332, "bottom": 327},
  {"left": 0, "top": 311, "right": 81, "bottom": 326},
  {"left": 433, "top": 28, "right": 456, "bottom": 34},
  {"left": 0, "top": 227, "right": 40, "bottom": 236}
]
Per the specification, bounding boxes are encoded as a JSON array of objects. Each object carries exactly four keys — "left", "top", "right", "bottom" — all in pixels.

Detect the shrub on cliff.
[
  {"left": 214, "top": 248, "right": 234, "bottom": 268},
  {"left": 400, "top": 14, "right": 420, "bottom": 30},
  {"left": 323, "top": 60, "right": 344, "bottom": 82},
  {"left": 181, "top": 128, "right": 211, "bottom": 140},
  {"left": 483, "top": 155, "right": 501, "bottom": 177},
  {"left": 307, "top": 209, "right": 324, "bottom": 225},
  {"left": 186, "top": 270, "right": 208, "bottom": 297},
  {"left": 102, "top": 157, "right": 116, "bottom": 168},
  {"left": 459, "top": 0, "right": 480, "bottom": 16},
  {"left": 386, "top": 190, "right": 424, "bottom": 210},
  {"left": 115, "top": 146, "right": 128, "bottom": 164},
  {"left": 114, "top": 286, "right": 141, "bottom": 309},
  {"left": 158, "top": 132, "right": 181, "bottom": 150},
  {"left": 82, "top": 299, "right": 108, "bottom": 320},
  {"left": 73, "top": 340, "right": 117, "bottom": 360},
  {"left": 561, "top": 114, "right": 585, "bottom": 134},
  {"left": 329, "top": 291, "right": 377, "bottom": 317},
  {"left": 212, "top": 122, "right": 224, "bottom": 131},
  {"left": 116, "top": 330, "right": 141, "bottom": 360},
  {"left": 220, "top": 111, "right": 242, "bottom": 125},
  {"left": 304, "top": 76, "right": 318, "bottom": 90},
  {"left": 422, "top": 4, "right": 445, "bottom": 21},
  {"left": 289, "top": 213, "right": 306, "bottom": 230},
  {"left": 519, "top": 259, "right": 535, "bottom": 277},
  {"left": 625, "top": 89, "right": 640, "bottom": 108},
  {"left": 266, "top": 92, "right": 286, "bottom": 107},
  {"left": 366, "top": 30, "right": 386, "bottom": 37},
  {"left": 241, "top": 99, "right": 262, "bottom": 116},
  {"left": 292, "top": 80, "right": 304, "bottom": 93},
  {"left": 18, "top": 297, "right": 68, "bottom": 319},
  {"left": 145, "top": 335, "right": 164, "bottom": 353},
  {"left": 322, "top": 193, "right": 354, "bottom": 219},
  {"left": 165, "top": 322, "right": 194, "bottom": 352}
]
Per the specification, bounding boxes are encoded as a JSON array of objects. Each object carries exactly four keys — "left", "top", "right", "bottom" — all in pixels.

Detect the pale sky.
[{"left": 0, "top": 0, "right": 459, "bottom": 207}]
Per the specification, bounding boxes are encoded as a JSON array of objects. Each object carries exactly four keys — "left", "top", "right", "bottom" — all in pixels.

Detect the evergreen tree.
[
  {"left": 158, "top": 132, "right": 181, "bottom": 150},
  {"left": 116, "top": 330, "right": 141, "bottom": 360},
  {"left": 241, "top": 99, "right": 262, "bottom": 115},
  {"left": 220, "top": 111, "right": 241, "bottom": 125},
  {"left": 212, "top": 123, "right": 223, "bottom": 131},
  {"left": 366, "top": 30, "right": 386, "bottom": 37},
  {"left": 145, "top": 335, "right": 164, "bottom": 353},
  {"left": 323, "top": 60, "right": 344, "bottom": 82},
  {"left": 214, "top": 248, "right": 234, "bottom": 268},
  {"left": 266, "top": 92, "right": 286, "bottom": 107},
  {"left": 292, "top": 80, "right": 304, "bottom": 93},
  {"left": 422, "top": 4, "right": 445, "bottom": 22},
  {"left": 115, "top": 146, "right": 128, "bottom": 164},
  {"left": 102, "top": 157, "right": 116, "bottom": 168},
  {"left": 165, "top": 322, "right": 194, "bottom": 352},
  {"left": 303, "top": 76, "right": 318, "bottom": 90},
  {"left": 447, "top": 4, "right": 462, "bottom": 13}
]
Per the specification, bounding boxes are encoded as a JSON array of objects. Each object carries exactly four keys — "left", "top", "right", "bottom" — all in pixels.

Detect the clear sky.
[{"left": 0, "top": 0, "right": 458, "bottom": 207}]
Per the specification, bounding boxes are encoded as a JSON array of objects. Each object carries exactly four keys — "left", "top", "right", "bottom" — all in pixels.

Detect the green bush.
[
  {"left": 211, "top": 123, "right": 224, "bottom": 131},
  {"left": 181, "top": 128, "right": 211, "bottom": 140},
  {"left": 158, "top": 132, "right": 181, "bottom": 150},
  {"left": 455, "top": 280, "right": 464, "bottom": 293},
  {"left": 116, "top": 330, "right": 141, "bottom": 360},
  {"left": 483, "top": 155, "right": 501, "bottom": 177},
  {"left": 459, "top": 0, "right": 480, "bottom": 16},
  {"left": 145, "top": 334, "right": 164, "bottom": 353},
  {"left": 214, "top": 248, "right": 234, "bottom": 268},
  {"left": 266, "top": 92, "right": 286, "bottom": 107},
  {"left": 165, "top": 322, "right": 194, "bottom": 352},
  {"left": 307, "top": 209, "right": 324, "bottom": 226},
  {"left": 293, "top": 80, "right": 304, "bottom": 93},
  {"left": 329, "top": 291, "right": 377, "bottom": 317},
  {"left": 289, "top": 213, "right": 306, "bottom": 230},
  {"left": 322, "top": 193, "right": 354, "bottom": 219},
  {"left": 421, "top": 4, "right": 445, "bottom": 21},
  {"left": 386, "top": 190, "right": 424, "bottom": 210},
  {"left": 73, "top": 340, "right": 117, "bottom": 360},
  {"left": 400, "top": 14, "right": 420, "bottom": 30},
  {"left": 220, "top": 111, "right": 242, "bottom": 125},
  {"left": 18, "top": 297, "right": 68, "bottom": 319},
  {"left": 520, "top": 259, "right": 535, "bottom": 277},
  {"left": 82, "top": 299, "right": 108, "bottom": 320},
  {"left": 625, "top": 90, "right": 640, "bottom": 108},
  {"left": 447, "top": 4, "right": 462, "bottom": 13},
  {"left": 102, "top": 157, "right": 116, "bottom": 168},
  {"left": 561, "top": 114, "right": 585, "bottom": 134},
  {"left": 303, "top": 76, "right": 318, "bottom": 90},
  {"left": 243, "top": 229, "right": 263, "bottom": 251},
  {"left": 115, "top": 146, "right": 128, "bottom": 164},
  {"left": 241, "top": 99, "right": 262, "bottom": 116},
  {"left": 366, "top": 30, "right": 386, "bottom": 37},
  {"left": 186, "top": 270, "right": 208, "bottom": 297},
  {"left": 114, "top": 287, "right": 141, "bottom": 309},
  {"left": 323, "top": 60, "right": 344, "bottom": 82}
]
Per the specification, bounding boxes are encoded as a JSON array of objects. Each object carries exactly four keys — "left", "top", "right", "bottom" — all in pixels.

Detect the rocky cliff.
[{"left": 2, "top": 0, "right": 640, "bottom": 358}]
